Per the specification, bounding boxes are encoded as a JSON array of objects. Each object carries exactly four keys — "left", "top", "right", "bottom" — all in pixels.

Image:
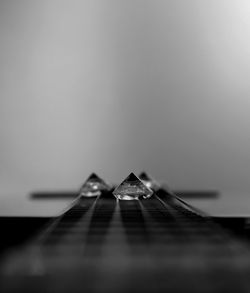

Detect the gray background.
[{"left": 0, "top": 0, "right": 250, "bottom": 195}]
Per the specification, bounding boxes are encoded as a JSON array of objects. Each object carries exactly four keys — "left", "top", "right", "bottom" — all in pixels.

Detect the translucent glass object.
[
  {"left": 139, "top": 172, "right": 160, "bottom": 191},
  {"left": 80, "top": 173, "right": 110, "bottom": 197},
  {"left": 113, "top": 172, "right": 153, "bottom": 200}
]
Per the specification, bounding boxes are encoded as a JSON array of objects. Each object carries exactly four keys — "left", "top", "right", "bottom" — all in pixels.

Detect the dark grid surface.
[{"left": 1, "top": 189, "right": 250, "bottom": 293}]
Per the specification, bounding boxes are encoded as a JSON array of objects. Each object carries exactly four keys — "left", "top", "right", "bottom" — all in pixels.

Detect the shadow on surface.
[{"left": 119, "top": 200, "right": 149, "bottom": 246}]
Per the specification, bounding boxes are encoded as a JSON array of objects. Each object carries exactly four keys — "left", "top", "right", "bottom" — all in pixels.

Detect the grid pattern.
[{"left": 1, "top": 189, "right": 250, "bottom": 293}]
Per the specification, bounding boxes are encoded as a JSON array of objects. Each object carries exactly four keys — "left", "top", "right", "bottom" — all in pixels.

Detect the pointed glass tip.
[
  {"left": 113, "top": 172, "right": 153, "bottom": 200},
  {"left": 139, "top": 172, "right": 160, "bottom": 191},
  {"left": 80, "top": 173, "right": 110, "bottom": 197}
]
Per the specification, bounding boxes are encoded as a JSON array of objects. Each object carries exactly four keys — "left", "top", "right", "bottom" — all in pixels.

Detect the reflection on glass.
[
  {"left": 113, "top": 172, "right": 153, "bottom": 200},
  {"left": 80, "top": 173, "right": 110, "bottom": 197}
]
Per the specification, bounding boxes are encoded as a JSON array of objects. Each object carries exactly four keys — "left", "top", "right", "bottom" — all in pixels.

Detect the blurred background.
[{"left": 0, "top": 0, "right": 250, "bottom": 195}]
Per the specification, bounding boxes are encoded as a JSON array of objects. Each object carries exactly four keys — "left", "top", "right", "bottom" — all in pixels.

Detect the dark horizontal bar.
[{"left": 30, "top": 190, "right": 219, "bottom": 199}]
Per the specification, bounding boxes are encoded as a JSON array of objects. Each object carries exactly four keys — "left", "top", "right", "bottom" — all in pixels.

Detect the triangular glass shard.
[
  {"left": 79, "top": 173, "right": 110, "bottom": 197},
  {"left": 139, "top": 172, "right": 160, "bottom": 191},
  {"left": 113, "top": 172, "right": 153, "bottom": 200}
]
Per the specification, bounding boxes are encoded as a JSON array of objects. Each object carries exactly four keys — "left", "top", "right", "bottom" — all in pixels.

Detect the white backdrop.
[{"left": 0, "top": 0, "right": 250, "bottom": 195}]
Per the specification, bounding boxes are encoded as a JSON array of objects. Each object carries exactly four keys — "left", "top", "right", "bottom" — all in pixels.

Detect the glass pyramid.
[
  {"left": 79, "top": 173, "right": 110, "bottom": 197},
  {"left": 113, "top": 172, "right": 153, "bottom": 200},
  {"left": 139, "top": 172, "right": 160, "bottom": 191}
]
